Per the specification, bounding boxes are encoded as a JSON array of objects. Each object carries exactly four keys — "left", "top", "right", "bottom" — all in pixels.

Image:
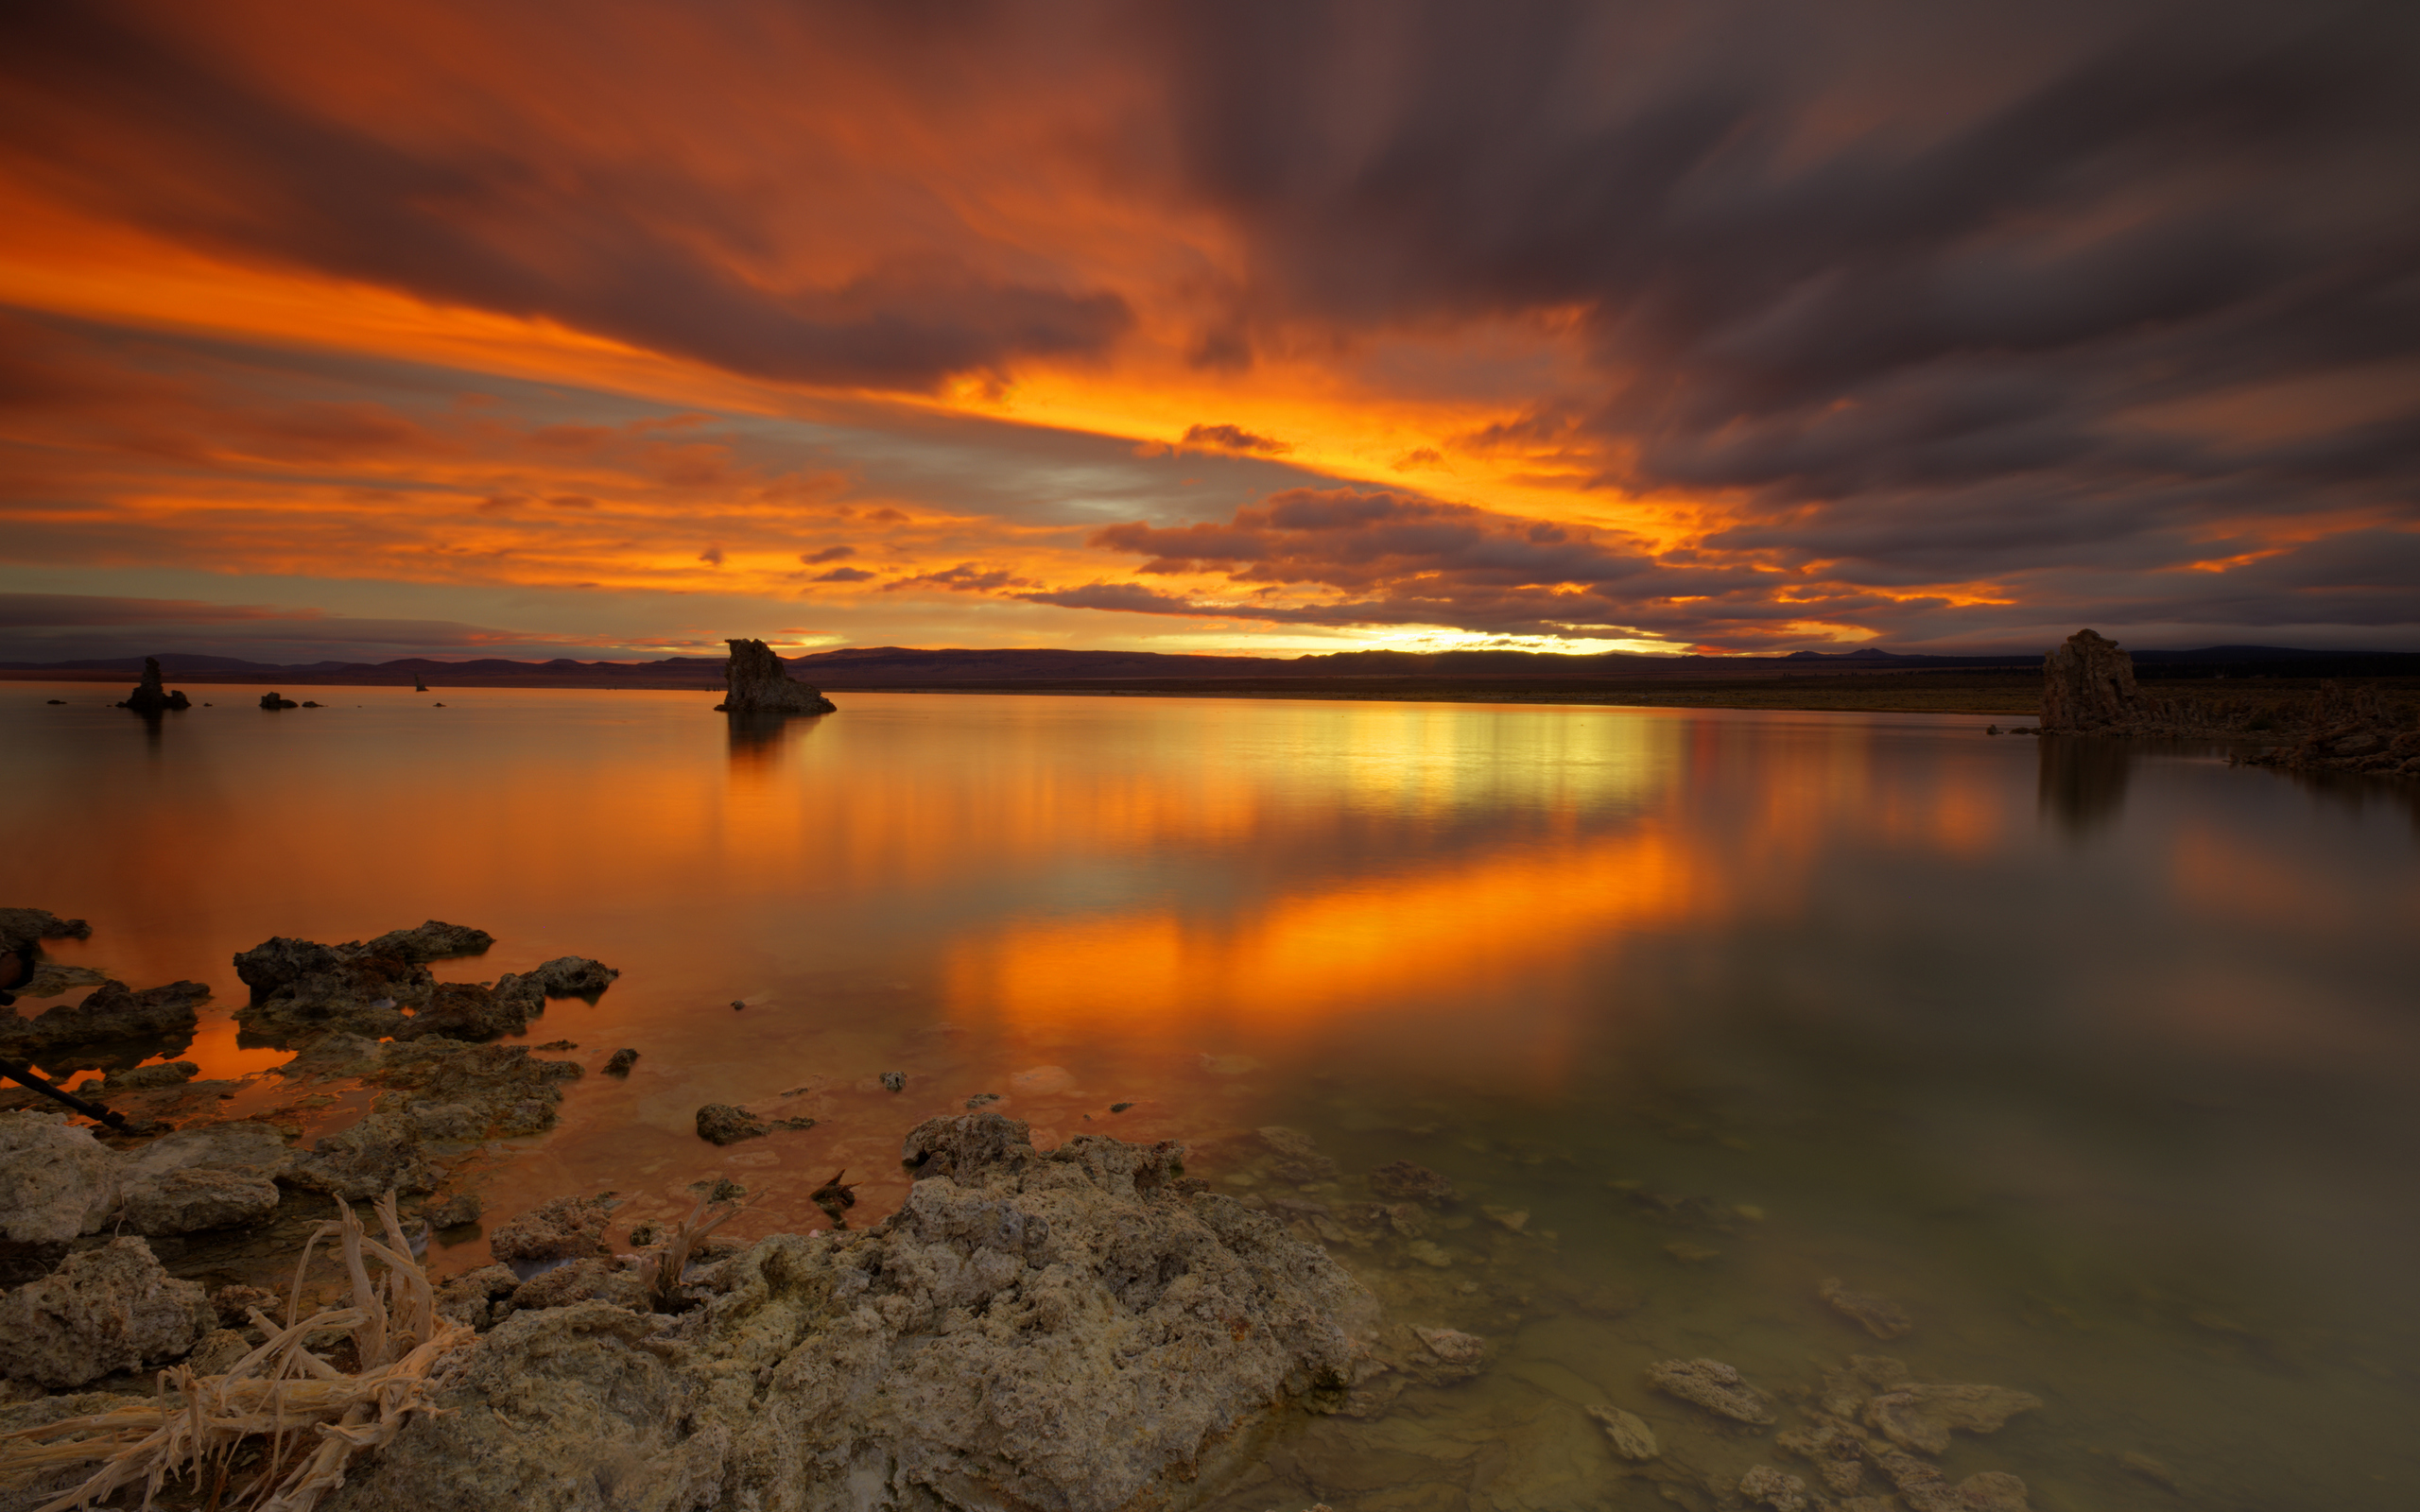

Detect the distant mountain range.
[{"left": 6, "top": 643, "right": 2414, "bottom": 687}]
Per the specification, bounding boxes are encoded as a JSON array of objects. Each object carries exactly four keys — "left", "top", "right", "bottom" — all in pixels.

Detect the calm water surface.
[{"left": 8, "top": 683, "right": 2418, "bottom": 1510}]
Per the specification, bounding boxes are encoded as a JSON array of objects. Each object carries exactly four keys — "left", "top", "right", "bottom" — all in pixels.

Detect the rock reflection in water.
[{"left": 2035, "top": 732, "right": 2133, "bottom": 835}]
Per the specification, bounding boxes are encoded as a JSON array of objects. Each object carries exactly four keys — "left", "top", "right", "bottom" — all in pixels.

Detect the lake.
[{"left": 8, "top": 682, "right": 2417, "bottom": 1509}]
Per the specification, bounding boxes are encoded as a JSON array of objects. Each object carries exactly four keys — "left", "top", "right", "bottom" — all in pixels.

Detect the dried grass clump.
[
  {"left": 644, "top": 1190, "right": 745, "bottom": 1313},
  {"left": 0, "top": 1192, "right": 473, "bottom": 1512}
]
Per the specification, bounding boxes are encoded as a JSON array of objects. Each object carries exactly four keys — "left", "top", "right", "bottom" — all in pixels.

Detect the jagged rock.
[
  {"left": 1646, "top": 1357, "right": 1775, "bottom": 1425},
  {"left": 1369, "top": 1160, "right": 1458, "bottom": 1203},
  {"left": 398, "top": 980, "right": 535, "bottom": 1040},
  {"left": 0, "top": 978, "right": 207, "bottom": 1055},
  {"left": 696, "top": 1103, "right": 768, "bottom": 1144},
  {"left": 259, "top": 692, "right": 298, "bottom": 709},
  {"left": 233, "top": 934, "right": 427, "bottom": 1040},
  {"left": 1740, "top": 1465, "right": 1811, "bottom": 1512},
  {"left": 1586, "top": 1404, "right": 1659, "bottom": 1460},
  {"left": 118, "top": 1166, "right": 282, "bottom": 1234},
  {"left": 0, "top": 1111, "right": 120, "bottom": 1243},
  {"left": 114, "top": 657, "right": 191, "bottom": 714},
  {"left": 713, "top": 637, "right": 838, "bottom": 714},
  {"left": 490, "top": 1196, "right": 615, "bottom": 1270},
  {"left": 604, "top": 1047, "right": 639, "bottom": 1074},
  {"left": 98, "top": 1060, "right": 200, "bottom": 1091},
  {"left": 0, "top": 1237, "right": 214, "bottom": 1387},
  {"left": 0, "top": 908, "right": 91, "bottom": 954},
  {"left": 365, "top": 920, "right": 493, "bottom": 961},
  {"left": 510, "top": 1256, "right": 648, "bottom": 1313},
  {"left": 1866, "top": 1381, "right": 2043, "bottom": 1453},
  {"left": 427, "top": 1191, "right": 483, "bottom": 1228},
  {"left": 2041, "top": 629, "right": 2148, "bottom": 732},
  {"left": 285, "top": 1111, "right": 439, "bottom": 1198},
  {"left": 434, "top": 1263, "right": 522, "bottom": 1330},
  {"left": 1820, "top": 1277, "right": 1915, "bottom": 1338},
  {"left": 324, "top": 1114, "right": 1374, "bottom": 1512},
  {"left": 2244, "top": 681, "right": 2420, "bottom": 775},
  {"left": 527, "top": 955, "right": 618, "bottom": 996}
]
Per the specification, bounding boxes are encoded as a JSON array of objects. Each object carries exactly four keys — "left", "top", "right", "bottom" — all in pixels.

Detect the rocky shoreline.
[
  {"left": 3, "top": 908, "right": 2064, "bottom": 1511},
  {"left": 2034, "top": 627, "right": 2418, "bottom": 777}
]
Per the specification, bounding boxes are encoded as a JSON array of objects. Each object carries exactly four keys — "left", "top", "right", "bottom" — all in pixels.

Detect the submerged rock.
[
  {"left": 326, "top": 1113, "right": 1374, "bottom": 1512},
  {"left": 0, "top": 1237, "right": 214, "bottom": 1388},
  {"left": 1257, "top": 1125, "right": 1340, "bottom": 1182},
  {"left": 1820, "top": 1276, "right": 1915, "bottom": 1339},
  {"left": 1369, "top": 1160, "right": 1458, "bottom": 1203},
  {"left": 714, "top": 637, "right": 838, "bottom": 715},
  {"left": 1646, "top": 1357, "right": 1775, "bottom": 1425},
  {"left": 1586, "top": 1403, "right": 1659, "bottom": 1461},
  {"left": 1866, "top": 1381, "right": 2044, "bottom": 1454},
  {"left": 1739, "top": 1465, "right": 1811, "bottom": 1512}
]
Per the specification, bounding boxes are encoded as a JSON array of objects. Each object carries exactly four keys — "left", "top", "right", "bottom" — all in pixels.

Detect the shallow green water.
[{"left": 7, "top": 683, "right": 2416, "bottom": 1508}]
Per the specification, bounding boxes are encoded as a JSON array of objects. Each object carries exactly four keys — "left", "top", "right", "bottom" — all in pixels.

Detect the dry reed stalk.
[
  {"left": 644, "top": 1192, "right": 745, "bottom": 1313},
  {"left": 0, "top": 1193, "right": 473, "bottom": 1512}
]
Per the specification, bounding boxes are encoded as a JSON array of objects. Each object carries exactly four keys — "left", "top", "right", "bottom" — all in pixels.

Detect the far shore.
[{"left": 23, "top": 664, "right": 2420, "bottom": 718}]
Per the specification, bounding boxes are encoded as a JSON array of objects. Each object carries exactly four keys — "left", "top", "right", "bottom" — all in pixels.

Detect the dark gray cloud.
[
  {"left": 0, "top": 5, "right": 1131, "bottom": 393},
  {"left": 1179, "top": 423, "right": 1291, "bottom": 455},
  {"left": 1136, "top": 0, "right": 2420, "bottom": 633}
]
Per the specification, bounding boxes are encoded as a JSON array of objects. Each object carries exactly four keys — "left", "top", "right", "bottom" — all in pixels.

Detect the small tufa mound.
[
  {"left": 1647, "top": 1357, "right": 1775, "bottom": 1425},
  {"left": 114, "top": 657, "right": 191, "bottom": 714}
]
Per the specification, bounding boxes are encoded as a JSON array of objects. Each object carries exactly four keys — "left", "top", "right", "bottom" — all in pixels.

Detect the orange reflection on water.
[{"left": 943, "top": 820, "right": 1719, "bottom": 1046}]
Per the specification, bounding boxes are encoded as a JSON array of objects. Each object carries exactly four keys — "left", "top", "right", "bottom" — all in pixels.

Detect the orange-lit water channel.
[{"left": 8, "top": 684, "right": 2417, "bottom": 1509}]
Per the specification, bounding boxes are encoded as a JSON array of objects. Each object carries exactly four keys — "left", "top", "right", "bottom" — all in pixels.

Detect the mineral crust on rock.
[
  {"left": 490, "top": 1195, "right": 614, "bottom": 1270},
  {"left": 326, "top": 1113, "right": 1376, "bottom": 1512},
  {"left": 1646, "top": 1356, "right": 1775, "bottom": 1425},
  {"left": 0, "top": 1112, "right": 120, "bottom": 1243},
  {"left": 714, "top": 636, "right": 838, "bottom": 714},
  {"left": 285, "top": 1110, "right": 441, "bottom": 1198},
  {"left": 0, "top": 1237, "right": 214, "bottom": 1388},
  {"left": 117, "top": 1166, "right": 281, "bottom": 1234}
]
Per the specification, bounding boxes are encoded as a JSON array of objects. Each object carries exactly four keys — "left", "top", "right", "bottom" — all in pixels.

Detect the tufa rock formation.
[
  {"left": 0, "top": 1236, "right": 214, "bottom": 1388},
  {"left": 321, "top": 1113, "right": 1376, "bottom": 1512},
  {"left": 2040, "top": 628, "right": 2142, "bottom": 731},
  {"left": 2040, "top": 629, "right": 2417, "bottom": 773},
  {"left": 113, "top": 657, "right": 190, "bottom": 714},
  {"left": 715, "top": 637, "right": 838, "bottom": 715}
]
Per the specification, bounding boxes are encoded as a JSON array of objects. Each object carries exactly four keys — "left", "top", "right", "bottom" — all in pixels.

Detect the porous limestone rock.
[
  {"left": 326, "top": 1113, "right": 1376, "bottom": 1512},
  {"left": 97, "top": 1060, "right": 200, "bottom": 1091},
  {"left": 1866, "top": 1381, "right": 2043, "bottom": 1453},
  {"left": 114, "top": 657, "right": 191, "bottom": 714},
  {"left": 1740, "top": 1465, "right": 1811, "bottom": 1512},
  {"left": 0, "top": 1237, "right": 214, "bottom": 1387},
  {"left": 233, "top": 934, "right": 430, "bottom": 1040},
  {"left": 397, "top": 980, "right": 534, "bottom": 1040},
  {"left": 285, "top": 1111, "right": 440, "bottom": 1198},
  {"left": 1646, "top": 1357, "right": 1775, "bottom": 1425},
  {"left": 1257, "top": 1125, "right": 1340, "bottom": 1181},
  {"left": 365, "top": 920, "right": 494, "bottom": 962},
  {"left": 0, "top": 1111, "right": 120, "bottom": 1243},
  {"left": 117, "top": 1167, "right": 283, "bottom": 1235},
  {"left": 713, "top": 637, "right": 838, "bottom": 715}
]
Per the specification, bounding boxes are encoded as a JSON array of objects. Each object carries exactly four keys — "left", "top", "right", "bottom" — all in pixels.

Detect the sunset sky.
[{"left": 3, "top": 0, "right": 2416, "bottom": 663}]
